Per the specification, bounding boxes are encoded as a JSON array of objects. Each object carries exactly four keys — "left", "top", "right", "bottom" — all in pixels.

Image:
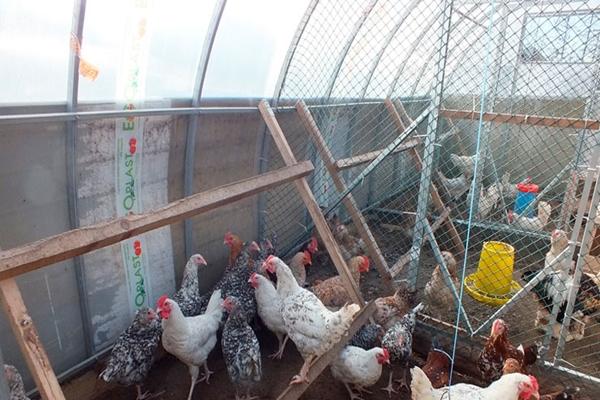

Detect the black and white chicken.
[
  {"left": 349, "top": 323, "right": 385, "bottom": 350},
  {"left": 99, "top": 307, "right": 162, "bottom": 400},
  {"left": 381, "top": 302, "right": 424, "bottom": 392},
  {"left": 173, "top": 254, "right": 207, "bottom": 316},
  {"left": 221, "top": 296, "right": 262, "bottom": 400},
  {"left": 4, "top": 364, "right": 30, "bottom": 400}
]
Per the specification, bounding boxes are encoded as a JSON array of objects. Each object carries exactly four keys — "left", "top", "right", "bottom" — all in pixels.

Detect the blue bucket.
[{"left": 514, "top": 181, "right": 538, "bottom": 217}]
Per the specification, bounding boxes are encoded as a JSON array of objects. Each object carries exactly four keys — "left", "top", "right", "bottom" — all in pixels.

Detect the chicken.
[
  {"left": 249, "top": 272, "right": 288, "bottom": 359},
  {"left": 502, "top": 358, "right": 521, "bottom": 375},
  {"left": 99, "top": 307, "right": 162, "bottom": 400},
  {"left": 438, "top": 170, "right": 472, "bottom": 201},
  {"left": 477, "top": 319, "right": 539, "bottom": 383},
  {"left": 311, "top": 255, "right": 369, "bottom": 307},
  {"left": 157, "top": 290, "right": 224, "bottom": 400},
  {"left": 477, "top": 181, "right": 503, "bottom": 220},
  {"left": 540, "top": 387, "right": 579, "bottom": 400},
  {"left": 450, "top": 153, "right": 476, "bottom": 178},
  {"left": 410, "top": 366, "right": 540, "bottom": 400},
  {"left": 330, "top": 346, "right": 390, "bottom": 400},
  {"left": 374, "top": 280, "right": 416, "bottom": 330},
  {"left": 288, "top": 250, "right": 312, "bottom": 287},
  {"left": 381, "top": 302, "right": 424, "bottom": 391},
  {"left": 349, "top": 323, "right": 385, "bottom": 350},
  {"left": 222, "top": 296, "right": 262, "bottom": 400},
  {"left": 423, "top": 251, "right": 459, "bottom": 319},
  {"left": 329, "top": 215, "right": 366, "bottom": 261},
  {"left": 422, "top": 338, "right": 452, "bottom": 389},
  {"left": 507, "top": 201, "right": 551, "bottom": 231},
  {"left": 172, "top": 254, "right": 207, "bottom": 316},
  {"left": 262, "top": 255, "right": 360, "bottom": 384},
  {"left": 523, "top": 229, "right": 600, "bottom": 341},
  {"left": 4, "top": 365, "right": 29, "bottom": 400}
]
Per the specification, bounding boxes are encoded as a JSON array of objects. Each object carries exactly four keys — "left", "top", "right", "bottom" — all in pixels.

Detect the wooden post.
[
  {"left": 276, "top": 301, "right": 376, "bottom": 400},
  {"left": 258, "top": 100, "right": 364, "bottom": 306},
  {"left": 385, "top": 99, "right": 465, "bottom": 256},
  {"left": 296, "top": 100, "right": 394, "bottom": 291},
  {"left": 0, "top": 279, "right": 66, "bottom": 400}
]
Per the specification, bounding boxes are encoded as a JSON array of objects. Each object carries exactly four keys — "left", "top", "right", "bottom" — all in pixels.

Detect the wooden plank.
[
  {"left": 276, "top": 301, "right": 377, "bottom": 400},
  {"left": 334, "top": 138, "right": 420, "bottom": 171},
  {"left": 440, "top": 108, "right": 600, "bottom": 131},
  {"left": 258, "top": 100, "right": 364, "bottom": 306},
  {"left": 0, "top": 279, "right": 65, "bottom": 400},
  {"left": 296, "top": 100, "right": 393, "bottom": 291},
  {"left": 0, "top": 162, "right": 313, "bottom": 280},
  {"left": 385, "top": 99, "right": 465, "bottom": 256}
]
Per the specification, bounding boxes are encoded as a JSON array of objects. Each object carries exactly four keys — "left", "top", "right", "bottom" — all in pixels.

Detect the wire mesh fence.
[{"left": 260, "top": 0, "right": 600, "bottom": 394}]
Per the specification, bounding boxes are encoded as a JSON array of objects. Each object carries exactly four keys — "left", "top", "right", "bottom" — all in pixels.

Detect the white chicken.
[
  {"left": 330, "top": 346, "right": 390, "bottom": 400},
  {"left": 438, "top": 171, "right": 472, "bottom": 200},
  {"left": 157, "top": 290, "right": 224, "bottom": 400},
  {"left": 410, "top": 366, "right": 540, "bottom": 400},
  {"left": 507, "top": 201, "right": 551, "bottom": 231},
  {"left": 249, "top": 271, "right": 289, "bottom": 359},
  {"left": 262, "top": 255, "right": 360, "bottom": 384}
]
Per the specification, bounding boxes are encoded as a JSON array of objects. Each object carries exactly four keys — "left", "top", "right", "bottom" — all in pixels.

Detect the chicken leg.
[
  {"left": 268, "top": 334, "right": 289, "bottom": 360},
  {"left": 394, "top": 367, "right": 410, "bottom": 391},
  {"left": 135, "top": 385, "right": 165, "bottom": 400},
  {"left": 197, "top": 361, "right": 214, "bottom": 384},
  {"left": 290, "top": 355, "right": 315, "bottom": 384},
  {"left": 342, "top": 382, "right": 364, "bottom": 400},
  {"left": 380, "top": 371, "right": 397, "bottom": 399},
  {"left": 186, "top": 365, "right": 199, "bottom": 400}
]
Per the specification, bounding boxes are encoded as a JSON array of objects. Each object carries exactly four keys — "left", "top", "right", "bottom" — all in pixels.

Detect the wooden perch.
[
  {"left": 296, "top": 100, "right": 394, "bottom": 291},
  {"left": 0, "top": 162, "right": 313, "bottom": 280},
  {"left": 276, "top": 301, "right": 377, "bottom": 400},
  {"left": 440, "top": 108, "right": 600, "bottom": 130},
  {"left": 0, "top": 279, "right": 65, "bottom": 400},
  {"left": 334, "top": 138, "right": 420, "bottom": 171},
  {"left": 258, "top": 100, "right": 364, "bottom": 306}
]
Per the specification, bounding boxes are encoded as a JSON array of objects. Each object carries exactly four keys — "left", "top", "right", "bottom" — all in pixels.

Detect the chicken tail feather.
[
  {"left": 206, "top": 289, "right": 223, "bottom": 314},
  {"left": 410, "top": 366, "right": 435, "bottom": 400}
]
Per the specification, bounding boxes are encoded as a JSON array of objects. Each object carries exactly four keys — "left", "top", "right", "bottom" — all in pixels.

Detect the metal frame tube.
[
  {"left": 408, "top": 0, "right": 456, "bottom": 286},
  {"left": 66, "top": 0, "right": 93, "bottom": 357},
  {"left": 183, "top": 0, "right": 227, "bottom": 259}
]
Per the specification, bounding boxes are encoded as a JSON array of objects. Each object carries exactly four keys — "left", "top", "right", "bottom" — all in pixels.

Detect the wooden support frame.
[
  {"left": 295, "top": 100, "right": 394, "bottom": 291},
  {"left": 258, "top": 100, "right": 364, "bottom": 306},
  {"left": 0, "top": 162, "right": 313, "bottom": 280},
  {"left": 385, "top": 99, "right": 465, "bottom": 257},
  {"left": 276, "top": 301, "right": 377, "bottom": 400},
  {"left": 334, "top": 138, "right": 420, "bottom": 171},
  {"left": 440, "top": 108, "right": 600, "bottom": 130}
]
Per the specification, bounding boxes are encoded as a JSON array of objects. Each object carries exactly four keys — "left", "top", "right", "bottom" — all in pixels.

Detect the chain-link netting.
[{"left": 258, "top": 0, "right": 600, "bottom": 394}]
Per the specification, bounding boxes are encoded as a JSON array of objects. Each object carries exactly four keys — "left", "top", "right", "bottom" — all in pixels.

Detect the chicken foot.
[
  {"left": 196, "top": 361, "right": 214, "bottom": 384},
  {"left": 380, "top": 371, "right": 398, "bottom": 399},
  {"left": 352, "top": 384, "right": 372, "bottom": 395},
  {"left": 394, "top": 367, "right": 410, "bottom": 391},
  {"left": 268, "top": 334, "right": 289, "bottom": 360},
  {"left": 135, "top": 385, "right": 165, "bottom": 400},
  {"left": 290, "top": 355, "right": 315, "bottom": 384},
  {"left": 342, "top": 382, "right": 364, "bottom": 400}
]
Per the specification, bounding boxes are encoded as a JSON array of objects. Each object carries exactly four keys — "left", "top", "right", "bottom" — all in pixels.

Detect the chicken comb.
[
  {"left": 303, "top": 250, "right": 312, "bottom": 263},
  {"left": 528, "top": 375, "right": 539, "bottom": 391},
  {"left": 308, "top": 237, "right": 318, "bottom": 252},
  {"left": 362, "top": 256, "right": 370, "bottom": 268},
  {"left": 157, "top": 294, "right": 169, "bottom": 308}
]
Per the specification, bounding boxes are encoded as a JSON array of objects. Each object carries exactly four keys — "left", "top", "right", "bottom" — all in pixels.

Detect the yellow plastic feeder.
[{"left": 464, "top": 241, "right": 521, "bottom": 306}]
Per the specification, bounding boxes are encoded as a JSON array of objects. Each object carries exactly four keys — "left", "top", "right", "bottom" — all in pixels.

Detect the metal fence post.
[{"left": 408, "top": 0, "right": 456, "bottom": 287}]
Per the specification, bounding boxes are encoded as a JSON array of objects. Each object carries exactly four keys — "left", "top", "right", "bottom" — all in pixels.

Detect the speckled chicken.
[
  {"left": 349, "top": 323, "right": 385, "bottom": 350},
  {"left": 263, "top": 255, "right": 360, "bottom": 384},
  {"left": 381, "top": 302, "right": 424, "bottom": 391},
  {"left": 311, "top": 255, "right": 369, "bottom": 308},
  {"left": 99, "top": 307, "right": 162, "bottom": 400},
  {"left": 374, "top": 280, "right": 416, "bottom": 330},
  {"left": 330, "top": 346, "right": 390, "bottom": 400},
  {"left": 249, "top": 272, "right": 288, "bottom": 359},
  {"left": 423, "top": 251, "right": 459, "bottom": 319},
  {"left": 4, "top": 365, "right": 29, "bottom": 400},
  {"left": 422, "top": 338, "right": 452, "bottom": 389},
  {"left": 173, "top": 254, "right": 207, "bottom": 317},
  {"left": 222, "top": 296, "right": 262, "bottom": 400}
]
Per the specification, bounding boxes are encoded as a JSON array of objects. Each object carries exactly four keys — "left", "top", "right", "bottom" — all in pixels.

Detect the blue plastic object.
[{"left": 514, "top": 180, "right": 538, "bottom": 217}]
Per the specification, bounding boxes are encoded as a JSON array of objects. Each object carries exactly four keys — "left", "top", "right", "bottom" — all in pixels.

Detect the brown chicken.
[
  {"left": 374, "top": 280, "right": 416, "bottom": 330},
  {"left": 422, "top": 338, "right": 452, "bottom": 389},
  {"left": 311, "top": 255, "right": 369, "bottom": 307},
  {"left": 502, "top": 358, "right": 521, "bottom": 375},
  {"left": 423, "top": 251, "right": 459, "bottom": 319},
  {"left": 478, "top": 319, "right": 540, "bottom": 383},
  {"left": 224, "top": 231, "right": 244, "bottom": 267},
  {"left": 288, "top": 250, "right": 312, "bottom": 287},
  {"left": 329, "top": 214, "right": 365, "bottom": 260}
]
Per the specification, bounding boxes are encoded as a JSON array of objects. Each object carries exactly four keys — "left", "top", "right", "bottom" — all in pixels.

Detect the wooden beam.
[
  {"left": 276, "top": 301, "right": 377, "bottom": 400},
  {"left": 258, "top": 100, "right": 364, "bottom": 306},
  {"left": 385, "top": 99, "right": 465, "bottom": 256},
  {"left": 440, "top": 108, "right": 600, "bottom": 131},
  {"left": 296, "top": 100, "right": 394, "bottom": 291},
  {"left": 334, "top": 138, "right": 420, "bottom": 171},
  {"left": 0, "top": 162, "right": 313, "bottom": 280},
  {"left": 0, "top": 279, "right": 65, "bottom": 400}
]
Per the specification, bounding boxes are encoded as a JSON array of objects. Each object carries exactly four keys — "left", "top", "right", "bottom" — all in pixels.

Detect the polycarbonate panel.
[
  {"left": 79, "top": 0, "right": 216, "bottom": 102},
  {"left": 202, "top": 0, "right": 310, "bottom": 98},
  {"left": 0, "top": 0, "right": 74, "bottom": 104}
]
